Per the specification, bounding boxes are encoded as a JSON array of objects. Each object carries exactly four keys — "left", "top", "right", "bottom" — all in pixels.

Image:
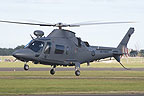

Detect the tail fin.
[
  {"left": 117, "top": 27, "right": 134, "bottom": 53},
  {"left": 113, "top": 27, "right": 134, "bottom": 70}
]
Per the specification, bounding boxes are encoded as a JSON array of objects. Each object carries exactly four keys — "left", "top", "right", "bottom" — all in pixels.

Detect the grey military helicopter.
[{"left": 0, "top": 20, "right": 134, "bottom": 76}]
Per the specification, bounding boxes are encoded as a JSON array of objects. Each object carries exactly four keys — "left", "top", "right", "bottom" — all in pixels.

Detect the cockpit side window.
[
  {"left": 44, "top": 42, "right": 51, "bottom": 54},
  {"left": 28, "top": 41, "right": 44, "bottom": 52}
]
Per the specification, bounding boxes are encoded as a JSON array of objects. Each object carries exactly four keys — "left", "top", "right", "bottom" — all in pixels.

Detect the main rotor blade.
[
  {"left": 72, "top": 21, "right": 135, "bottom": 26},
  {"left": 0, "top": 20, "right": 135, "bottom": 28},
  {"left": 0, "top": 20, "right": 54, "bottom": 26}
]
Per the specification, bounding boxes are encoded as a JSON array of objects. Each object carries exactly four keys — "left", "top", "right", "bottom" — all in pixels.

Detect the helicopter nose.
[{"left": 12, "top": 49, "right": 34, "bottom": 61}]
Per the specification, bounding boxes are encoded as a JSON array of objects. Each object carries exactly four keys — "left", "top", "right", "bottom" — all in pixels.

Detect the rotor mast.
[{"left": 55, "top": 23, "right": 63, "bottom": 29}]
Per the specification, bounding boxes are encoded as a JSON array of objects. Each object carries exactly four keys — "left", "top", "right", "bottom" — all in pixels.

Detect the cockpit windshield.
[{"left": 28, "top": 41, "right": 44, "bottom": 52}]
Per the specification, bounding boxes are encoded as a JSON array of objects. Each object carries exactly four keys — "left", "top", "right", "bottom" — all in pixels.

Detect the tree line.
[{"left": 0, "top": 45, "right": 25, "bottom": 56}]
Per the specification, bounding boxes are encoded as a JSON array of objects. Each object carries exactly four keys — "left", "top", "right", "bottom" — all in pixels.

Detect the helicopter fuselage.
[
  {"left": 13, "top": 29, "right": 118, "bottom": 66},
  {"left": 12, "top": 28, "right": 134, "bottom": 76}
]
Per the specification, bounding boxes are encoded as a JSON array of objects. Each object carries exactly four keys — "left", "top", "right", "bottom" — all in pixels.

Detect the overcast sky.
[{"left": 0, "top": 0, "right": 143, "bottom": 50}]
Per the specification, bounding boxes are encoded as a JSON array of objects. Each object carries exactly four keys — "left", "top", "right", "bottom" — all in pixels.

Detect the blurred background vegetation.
[{"left": 0, "top": 45, "right": 24, "bottom": 56}]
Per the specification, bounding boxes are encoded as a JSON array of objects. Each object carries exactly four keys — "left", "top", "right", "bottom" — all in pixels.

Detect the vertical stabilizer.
[
  {"left": 117, "top": 27, "right": 134, "bottom": 53},
  {"left": 113, "top": 27, "right": 134, "bottom": 70}
]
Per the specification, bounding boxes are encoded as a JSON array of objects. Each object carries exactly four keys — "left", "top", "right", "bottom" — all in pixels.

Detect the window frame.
[
  {"left": 44, "top": 42, "right": 51, "bottom": 54},
  {"left": 55, "top": 45, "right": 65, "bottom": 54}
]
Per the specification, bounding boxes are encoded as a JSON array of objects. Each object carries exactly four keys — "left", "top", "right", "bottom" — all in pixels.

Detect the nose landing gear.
[{"left": 24, "top": 64, "right": 29, "bottom": 71}]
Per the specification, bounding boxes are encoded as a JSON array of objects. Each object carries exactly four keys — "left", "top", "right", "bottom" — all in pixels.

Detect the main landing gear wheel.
[
  {"left": 24, "top": 64, "right": 29, "bottom": 71},
  {"left": 50, "top": 65, "right": 56, "bottom": 75},
  {"left": 75, "top": 70, "right": 80, "bottom": 76},
  {"left": 50, "top": 69, "right": 55, "bottom": 75}
]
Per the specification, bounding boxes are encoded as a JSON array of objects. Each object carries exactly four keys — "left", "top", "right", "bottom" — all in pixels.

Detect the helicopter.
[{"left": 0, "top": 20, "right": 134, "bottom": 76}]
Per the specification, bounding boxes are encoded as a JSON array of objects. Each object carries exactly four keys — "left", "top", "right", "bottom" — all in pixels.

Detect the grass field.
[
  {"left": 0, "top": 56, "right": 144, "bottom": 95},
  {"left": 0, "top": 71, "right": 144, "bottom": 95}
]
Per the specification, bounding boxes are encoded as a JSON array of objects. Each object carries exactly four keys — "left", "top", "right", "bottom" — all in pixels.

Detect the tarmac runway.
[{"left": 0, "top": 67, "right": 144, "bottom": 71}]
